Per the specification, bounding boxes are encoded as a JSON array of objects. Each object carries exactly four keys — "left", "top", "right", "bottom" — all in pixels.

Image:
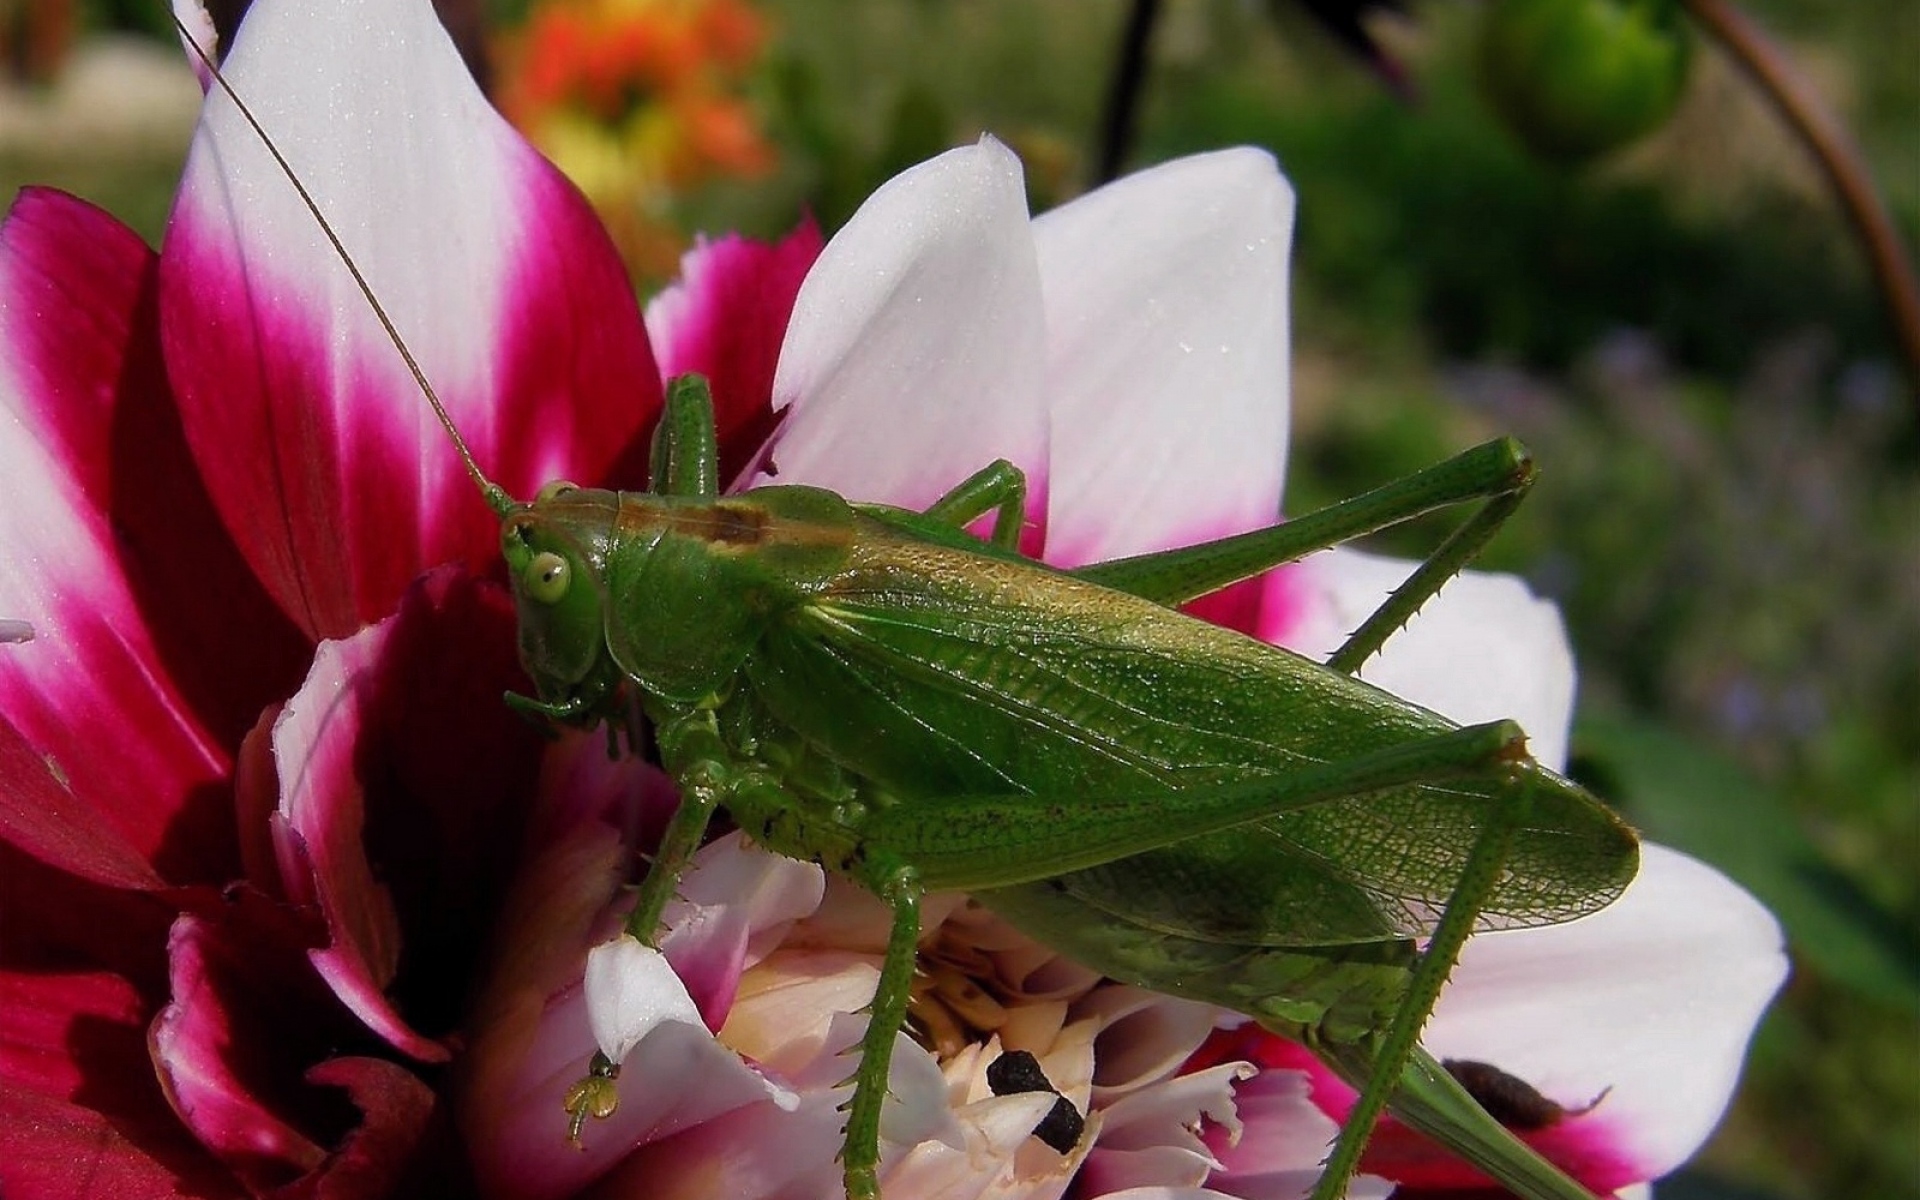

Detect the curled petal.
[
  {"left": 162, "top": 0, "right": 657, "bottom": 639},
  {"left": 1076, "top": 987, "right": 1223, "bottom": 1105},
  {"left": 1205, "top": 1069, "right": 1396, "bottom": 1200},
  {"left": 1037, "top": 149, "right": 1294, "bottom": 577},
  {"left": 657, "top": 832, "right": 828, "bottom": 1028},
  {"left": 765, "top": 137, "right": 1048, "bottom": 528},
  {"left": 1280, "top": 547, "right": 1577, "bottom": 771},
  {"left": 1077, "top": 1061, "right": 1253, "bottom": 1194},
  {"left": 295, "top": 1057, "right": 437, "bottom": 1195},
  {"left": 150, "top": 904, "right": 438, "bottom": 1195},
  {"left": 269, "top": 569, "right": 545, "bottom": 1061},
  {"left": 584, "top": 939, "right": 704, "bottom": 1064},
  {"left": 151, "top": 907, "right": 334, "bottom": 1189}
]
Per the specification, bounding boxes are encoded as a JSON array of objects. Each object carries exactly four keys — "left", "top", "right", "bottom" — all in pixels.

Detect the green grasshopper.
[{"left": 190, "top": 26, "right": 1637, "bottom": 1200}]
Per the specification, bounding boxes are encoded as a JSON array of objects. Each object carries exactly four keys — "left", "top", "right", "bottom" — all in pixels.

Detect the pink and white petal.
[
  {"left": 0, "top": 188, "right": 268, "bottom": 889},
  {"left": 655, "top": 832, "right": 828, "bottom": 1027},
  {"left": 1247, "top": 844, "right": 1781, "bottom": 1192},
  {"left": 1036, "top": 149, "right": 1294, "bottom": 581},
  {"left": 482, "top": 979, "right": 795, "bottom": 1200},
  {"left": 268, "top": 569, "right": 545, "bottom": 1062},
  {"left": 1204, "top": 1070, "right": 1395, "bottom": 1200},
  {"left": 592, "top": 1092, "right": 846, "bottom": 1200},
  {"left": 646, "top": 223, "right": 824, "bottom": 487},
  {"left": 1076, "top": 987, "right": 1223, "bottom": 1105},
  {"left": 0, "top": 971, "right": 243, "bottom": 1198},
  {"left": 1416, "top": 843, "right": 1786, "bottom": 1185},
  {"left": 1278, "top": 548, "right": 1576, "bottom": 771},
  {"left": 1077, "top": 1061, "right": 1252, "bottom": 1194},
  {"left": 162, "top": 0, "right": 657, "bottom": 640},
  {"left": 763, "top": 138, "right": 1049, "bottom": 523}
]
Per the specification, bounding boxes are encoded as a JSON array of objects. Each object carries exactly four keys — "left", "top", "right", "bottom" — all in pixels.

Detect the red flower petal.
[
  {"left": 647, "top": 221, "right": 824, "bottom": 487},
  {"left": 0, "top": 837, "right": 178, "bottom": 998},
  {"left": 161, "top": 0, "right": 659, "bottom": 640},
  {"left": 0, "top": 969, "right": 241, "bottom": 1198},
  {"left": 294, "top": 1057, "right": 438, "bottom": 1197},
  {"left": 0, "top": 188, "right": 303, "bottom": 889}
]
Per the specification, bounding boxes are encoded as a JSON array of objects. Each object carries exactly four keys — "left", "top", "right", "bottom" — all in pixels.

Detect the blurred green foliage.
[{"left": 1, "top": 0, "right": 1914, "bottom": 1195}]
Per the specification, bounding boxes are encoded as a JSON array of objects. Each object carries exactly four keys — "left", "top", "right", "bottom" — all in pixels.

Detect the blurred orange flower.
[{"left": 496, "top": 0, "right": 775, "bottom": 280}]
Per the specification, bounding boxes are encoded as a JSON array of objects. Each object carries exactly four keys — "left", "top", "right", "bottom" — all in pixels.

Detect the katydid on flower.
[{"left": 183, "top": 21, "right": 1638, "bottom": 1200}]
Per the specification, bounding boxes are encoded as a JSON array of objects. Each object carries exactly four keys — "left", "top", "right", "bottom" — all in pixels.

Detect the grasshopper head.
[{"left": 501, "top": 482, "right": 616, "bottom": 719}]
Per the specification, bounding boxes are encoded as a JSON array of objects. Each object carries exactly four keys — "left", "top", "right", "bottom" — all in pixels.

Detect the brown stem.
[{"left": 1679, "top": 0, "right": 1920, "bottom": 402}]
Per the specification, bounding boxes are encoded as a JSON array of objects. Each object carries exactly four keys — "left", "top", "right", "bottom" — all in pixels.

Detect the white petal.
[
  {"left": 764, "top": 137, "right": 1048, "bottom": 513},
  {"left": 1036, "top": 148, "right": 1295, "bottom": 567},
  {"left": 1282, "top": 547, "right": 1577, "bottom": 771},
  {"left": 584, "top": 937, "right": 706, "bottom": 1064},
  {"left": 1424, "top": 844, "right": 1788, "bottom": 1177}
]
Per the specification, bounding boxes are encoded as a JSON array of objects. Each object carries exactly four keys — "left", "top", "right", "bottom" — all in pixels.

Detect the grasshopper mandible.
[{"left": 180, "top": 9, "right": 1637, "bottom": 1198}]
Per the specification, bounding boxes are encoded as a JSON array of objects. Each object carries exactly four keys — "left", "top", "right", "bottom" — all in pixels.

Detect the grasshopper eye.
[
  {"left": 524, "top": 551, "right": 572, "bottom": 604},
  {"left": 536, "top": 480, "right": 581, "bottom": 504}
]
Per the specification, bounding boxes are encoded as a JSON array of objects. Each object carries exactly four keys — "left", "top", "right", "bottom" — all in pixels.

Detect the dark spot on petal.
[
  {"left": 988, "top": 1049, "right": 1084, "bottom": 1154},
  {"left": 987, "top": 1049, "right": 1052, "bottom": 1096},
  {"left": 1444, "top": 1058, "right": 1608, "bottom": 1131}
]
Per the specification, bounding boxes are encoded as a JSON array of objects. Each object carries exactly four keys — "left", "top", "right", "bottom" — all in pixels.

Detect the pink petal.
[
  {"left": 268, "top": 569, "right": 545, "bottom": 1061},
  {"left": 1036, "top": 149, "right": 1295, "bottom": 590},
  {"left": 0, "top": 188, "right": 301, "bottom": 888},
  {"left": 763, "top": 138, "right": 1049, "bottom": 530},
  {"left": 646, "top": 223, "right": 825, "bottom": 487},
  {"left": 1278, "top": 548, "right": 1578, "bottom": 771},
  {"left": 0, "top": 970, "right": 242, "bottom": 1198},
  {"left": 161, "top": 0, "right": 658, "bottom": 640}
]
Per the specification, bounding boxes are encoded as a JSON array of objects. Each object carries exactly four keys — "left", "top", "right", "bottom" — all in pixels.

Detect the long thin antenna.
[{"left": 172, "top": 13, "right": 515, "bottom": 518}]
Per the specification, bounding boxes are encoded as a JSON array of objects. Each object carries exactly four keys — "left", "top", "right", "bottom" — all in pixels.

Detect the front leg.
[
  {"left": 840, "top": 858, "right": 924, "bottom": 1200},
  {"left": 561, "top": 704, "right": 740, "bottom": 1142}
]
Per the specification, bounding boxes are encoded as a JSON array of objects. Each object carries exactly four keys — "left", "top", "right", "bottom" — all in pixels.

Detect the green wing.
[{"left": 742, "top": 516, "right": 1636, "bottom": 948}]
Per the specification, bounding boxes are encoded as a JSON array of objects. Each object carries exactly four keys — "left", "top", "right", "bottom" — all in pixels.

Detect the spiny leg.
[
  {"left": 650, "top": 374, "right": 722, "bottom": 499},
  {"left": 922, "top": 459, "right": 1028, "bottom": 550},
  {"left": 1323, "top": 464, "right": 1532, "bottom": 676},
  {"left": 1307, "top": 771, "right": 1534, "bottom": 1200},
  {"left": 1075, "top": 439, "right": 1535, "bottom": 636},
  {"left": 841, "top": 859, "right": 925, "bottom": 1200}
]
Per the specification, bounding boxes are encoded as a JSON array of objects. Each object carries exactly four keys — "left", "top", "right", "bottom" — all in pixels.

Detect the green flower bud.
[{"left": 1479, "top": 0, "right": 1694, "bottom": 162}]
